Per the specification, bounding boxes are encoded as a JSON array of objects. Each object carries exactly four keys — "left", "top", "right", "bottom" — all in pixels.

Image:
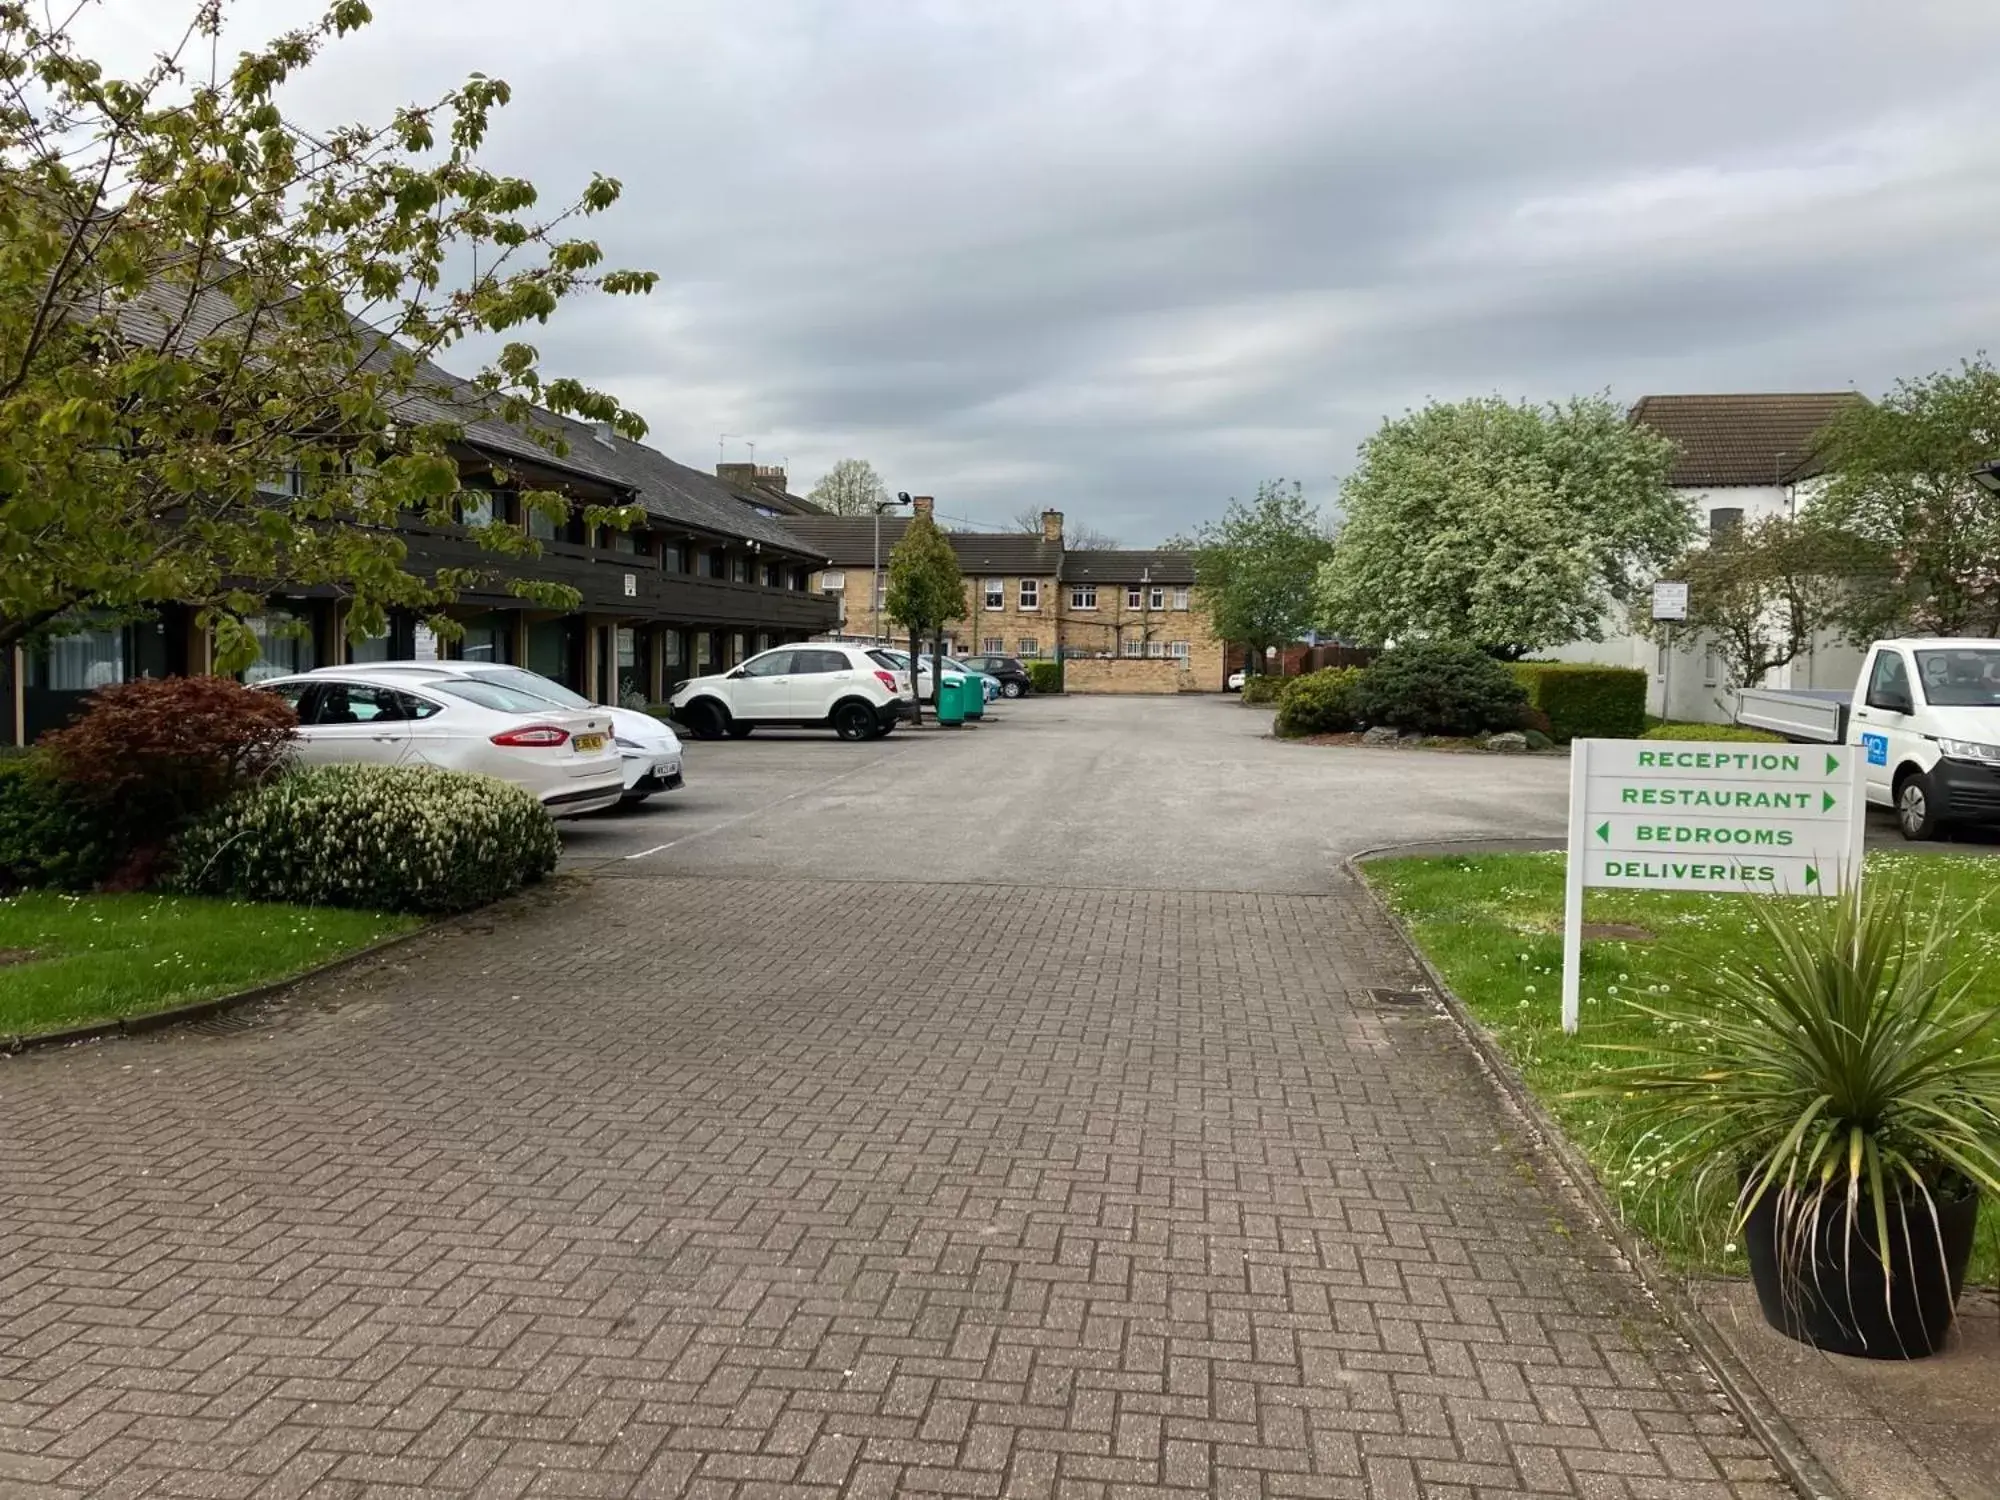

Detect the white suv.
[{"left": 670, "top": 644, "right": 908, "bottom": 741}]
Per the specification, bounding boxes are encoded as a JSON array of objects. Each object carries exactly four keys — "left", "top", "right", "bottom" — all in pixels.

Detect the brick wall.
[
  {"left": 1064, "top": 658, "right": 1199, "bottom": 694},
  {"left": 1058, "top": 590, "right": 1227, "bottom": 690},
  {"left": 960, "top": 574, "right": 1061, "bottom": 660}
]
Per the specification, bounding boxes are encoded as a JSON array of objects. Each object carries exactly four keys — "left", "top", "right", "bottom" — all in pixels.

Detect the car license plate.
[{"left": 574, "top": 733, "right": 606, "bottom": 753}]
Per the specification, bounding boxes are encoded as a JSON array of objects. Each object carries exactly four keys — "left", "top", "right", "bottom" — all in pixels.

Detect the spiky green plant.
[{"left": 1582, "top": 880, "right": 2000, "bottom": 1307}]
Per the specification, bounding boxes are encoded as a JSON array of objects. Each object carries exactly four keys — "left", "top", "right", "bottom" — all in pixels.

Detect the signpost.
[
  {"left": 1560, "top": 739, "right": 1864, "bottom": 1032},
  {"left": 1650, "top": 581, "right": 1688, "bottom": 720}
]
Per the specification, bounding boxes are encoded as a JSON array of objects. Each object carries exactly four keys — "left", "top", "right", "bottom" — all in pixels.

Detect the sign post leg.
[{"left": 1561, "top": 739, "right": 1589, "bottom": 1035}]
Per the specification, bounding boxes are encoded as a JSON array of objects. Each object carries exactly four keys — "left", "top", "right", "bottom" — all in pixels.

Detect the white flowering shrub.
[{"left": 174, "top": 765, "right": 561, "bottom": 914}]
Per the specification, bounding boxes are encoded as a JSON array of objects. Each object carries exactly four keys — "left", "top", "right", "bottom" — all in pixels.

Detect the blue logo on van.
[{"left": 1862, "top": 732, "right": 1889, "bottom": 766}]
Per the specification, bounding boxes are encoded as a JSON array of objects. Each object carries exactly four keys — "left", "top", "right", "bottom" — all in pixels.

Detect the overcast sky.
[{"left": 82, "top": 0, "right": 2000, "bottom": 541}]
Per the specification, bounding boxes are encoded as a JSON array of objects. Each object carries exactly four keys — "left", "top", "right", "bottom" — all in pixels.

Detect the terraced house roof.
[
  {"left": 1629, "top": 392, "right": 1866, "bottom": 487},
  {"left": 779, "top": 518, "right": 1064, "bottom": 575},
  {"left": 1060, "top": 550, "right": 1196, "bottom": 585}
]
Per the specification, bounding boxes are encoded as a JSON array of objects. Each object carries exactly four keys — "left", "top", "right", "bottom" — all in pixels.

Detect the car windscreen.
[
  {"left": 1915, "top": 648, "right": 2000, "bottom": 707},
  {"left": 434, "top": 679, "right": 573, "bottom": 714},
  {"left": 869, "top": 650, "right": 908, "bottom": 669},
  {"left": 477, "top": 667, "right": 594, "bottom": 709}
]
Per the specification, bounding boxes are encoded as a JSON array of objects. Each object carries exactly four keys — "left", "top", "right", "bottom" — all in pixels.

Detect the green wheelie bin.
[{"left": 936, "top": 671, "right": 966, "bottom": 726}]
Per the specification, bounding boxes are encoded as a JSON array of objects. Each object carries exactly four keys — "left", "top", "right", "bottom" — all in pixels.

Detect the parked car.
[
  {"left": 961, "top": 654, "right": 1033, "bottom": 698},
  {"left": 1735, "top": 637, "right": 2000, "bottom": 840},
  {"left": 325, "top": 661, "right": 684, "bottom": 804},
  {"left": 1226, "top": 669, "right": 1247, "bottom": 693},
  {"left": 669, "top": 643, "right": 908, "bottom": 741},
  {"left": 875, "top": 648, "right": 996, "bottom": 703},
  {"left": 258, "top": 670, "right": 624, "bottom": 817}
]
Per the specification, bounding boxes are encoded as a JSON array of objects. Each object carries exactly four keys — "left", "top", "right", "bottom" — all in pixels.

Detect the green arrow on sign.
[
  {"left": 1596, "top": 821, "right": 1610, "bottom": 843},
  {"left": 1826, "top": 753, "right": 1841, "bottom": 775},
  {"left": 1823, "top": 791, "right": 1837, "bottom": 812},
  {"left": 1805, "top": 865, "right": 1820, "bottom": 887}
]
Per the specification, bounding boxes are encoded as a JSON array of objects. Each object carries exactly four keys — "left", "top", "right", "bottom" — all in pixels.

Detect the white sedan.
[
  {"left": 331, "top": 661, "right": 684, "bottom": 803},
  {"left": 259, "top": 669, "right": 625, "bottom": 818}
]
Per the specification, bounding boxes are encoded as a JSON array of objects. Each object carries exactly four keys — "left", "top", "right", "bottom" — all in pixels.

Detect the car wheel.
[
  {"left": 833, "top": 702, "right": 876, "bottom": 741},
  {"left": 1896, "top": 770, "right": 1941, "bottom": 841},
  {"left": 1002, "top": 680, "right": 1023, "bottom": 698},
  {"left": 685, "top": 701, "right": 726, "bottom": 740},
  {"left": 726, "top": 722, "right": 755, "bottom": 739}
]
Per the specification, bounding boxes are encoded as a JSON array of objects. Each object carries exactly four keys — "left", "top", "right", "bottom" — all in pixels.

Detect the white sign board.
[
  {"left": 412, "top": 623, "right": 439, "bottom": 662},
  {"left": 623, "top": 572, "right": 638, "bottom": 598},
  {"left": 1651, "top": 580, "right": 1689, "bottom": 621},
  {"left": 1560, "top": 739, "right": 1864, "bottom": 1032}
]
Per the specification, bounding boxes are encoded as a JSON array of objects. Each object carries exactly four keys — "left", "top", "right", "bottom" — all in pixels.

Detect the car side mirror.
[{"left": 726, "top": 668, "right": 748, "bottom": 680}]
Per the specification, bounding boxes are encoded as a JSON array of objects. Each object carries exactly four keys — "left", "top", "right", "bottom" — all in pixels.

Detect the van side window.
[{"left": 1865, "top": 652, "right": 1912, "bottom": 711}]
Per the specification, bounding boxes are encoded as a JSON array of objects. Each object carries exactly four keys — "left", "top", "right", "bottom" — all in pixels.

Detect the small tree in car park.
[
  {"left": 1176, "top": 480, "right": 1333, "bottom": 675},
  {"left": 884, "top": 510, "right": 964, "bottom": 723},
  {"left": 0, "top": 0, "right": 655, "bottom": 669}
]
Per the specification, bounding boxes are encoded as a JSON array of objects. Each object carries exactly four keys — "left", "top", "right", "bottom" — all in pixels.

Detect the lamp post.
[{"left": 873, "top": 493, "right": 911, "bottom": 643}]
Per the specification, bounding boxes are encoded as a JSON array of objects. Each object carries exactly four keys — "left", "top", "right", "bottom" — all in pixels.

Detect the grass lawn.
[
  {"left": 1362, "top": 849, "right": 2000, "bottom": 1279},
  {"left": 0, "top": 892, "right": 419, "bottom": 1039}
]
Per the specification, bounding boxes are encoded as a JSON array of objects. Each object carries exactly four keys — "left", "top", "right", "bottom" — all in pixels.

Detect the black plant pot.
[{"left": 1743, "top": 1181, "right": 1978, "bottom": 1358}]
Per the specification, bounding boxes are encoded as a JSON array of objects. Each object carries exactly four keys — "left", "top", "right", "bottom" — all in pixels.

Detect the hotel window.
[
  {"left": 1146, "top": 640, "right": 1165, "bottom": 658},
  {"left": 1070, "top": 585, "right": 1096, "bottom": 610},
  {"left": 240, "top": 608, "right": 317, "bottom": 683},
  {"left": 764, "top": 563, "right": 781, "bottom": 587},
  {"left": 1018, "top": 637, "right": 1039, "bottom": 657},
  {"left": 728, "top": 632, "right": 747, "bottom": 666},
  {"left": 1172, "top": 587, "right": 1190, "bottom": 610},
  {"left": 1121, "top": 637, "right": 1143, "bottom": 658},
  {"left": 457, "top": 490, "right": 495, "bottom": 528},
  {"left": 984, "top": 578, "right": 1004, "bottom": 609},
  {"left": 660, "top": 543, "right": 684, "bottom": 573},
  {"left": 527, "top": 503, "right": 562, "bottom": 542},
  {"left": 1149, "top": 587, "right": 1165, "bottom": 610},
  {"left": 1170, "top": 640, "right": 1190, "bottom": 659},
  {"left": 1018, "top": 579, "right": 1039, "bottom": 610},
  {"left": 820, "top": 570, "right": 846, "bottom": 595},
  {"left": 1126, "top": 586, "right": 1142, "bottom": 609},
  {"left": 457, "top": 611, "right": 514, "bottom": 665},
  {"left": 255, "top": 463, "right": 302, "bottom": 499},
  {"left": 732, "top": 555, "right": 752, "bottom": 584},
  {"left": 1709, "top": 506, "right": 1744, "bottom": 540},
  {"left": 31, "top": 623, "right": 126, "bottom": 690},
  {"left": 608, "top": 526, "right": 639, "bottom": 555}
]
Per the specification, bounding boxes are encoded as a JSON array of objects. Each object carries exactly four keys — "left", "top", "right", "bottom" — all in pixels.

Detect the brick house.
[{"left": 781, "top": 502, "right": 1228, "bottom": 691}]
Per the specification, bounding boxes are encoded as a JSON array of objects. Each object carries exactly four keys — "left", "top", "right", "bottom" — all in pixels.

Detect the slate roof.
[
  {"left": 779, "top": 518, "right": 1064, "bottom": 574},
  {"left": 1060, "top": 549, "right": 1196, "bottom": 585},
  {"left": 1629, "top": 393, "right": 1865, "bottom": 487},
  {"left": 111, "top": 273, "right": 819, "bottom": 555}
]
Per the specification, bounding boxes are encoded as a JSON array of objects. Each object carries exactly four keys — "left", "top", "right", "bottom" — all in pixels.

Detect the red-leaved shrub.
[{"left": 39, "top": 676, "right": 298, "bottom": 838}]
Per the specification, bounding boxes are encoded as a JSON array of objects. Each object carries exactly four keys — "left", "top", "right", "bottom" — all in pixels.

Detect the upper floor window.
[
  {"left": 1070, "top": 585, "right": 1096, "bottom": 610},
  {"left": 527, "top": 504, "right": 562, "bottom": 542},
  {"left": 1019, "top": 579, "right": 1040, "bottom": 610},
  {"left": 731, "top": 555, "right": 751, "bottom": 584},
  {"left": 820, "top": 570, "right": 846, "bottom": 594},
  {"left": 984, "top": 579, "right": 1004, "bottom": 609},
  {"left": 1149, "top": 586, "right": 1165, "bottom": 610},
  {"left": 256, "top": 463, "right": 303, "bottom": 499},
  {"left": 1709, "top": 507, "right": 1745, "bottom": 540},
  {"left": 660, "top": 543, "right": 684, "bottom": 572},
  {"left": 1126, "top": 586, "right": 1143, "bottom": 609},
  {"left": 457, "top": 490, "right": 495, "bottom": 528},
  {"left": 1172, "top": 587, "right": 1190, "bottom": 610}
]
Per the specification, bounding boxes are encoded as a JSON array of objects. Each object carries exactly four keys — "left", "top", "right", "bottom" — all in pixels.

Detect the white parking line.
[{"left": 618, "top": 750, "right": 903, "bottom": 862}]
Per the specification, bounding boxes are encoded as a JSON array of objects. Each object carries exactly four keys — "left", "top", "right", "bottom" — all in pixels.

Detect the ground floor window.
[
  {"left": 1146, "top": 640, "right": 1165, "bottom": 658},
  {"left": 526, "top": 618, "right": 580, "bottom": 690},
  {"left": 1018, "top": 637, "right": 1039, "bottom": 657},
  {"left": 982, "top": 637, "right": 1004, "bottom": 654},
  {"left": 456, "top": 611, "right": 515, "bottom": 665},
  {"left": 30, "top": 624, "right": 125, "bottom": 689},
  {"left": 1170, "top": 640, "right": 1190, "bottom": 659},
  {"left": 616, "top": 625, "right": 650, "bottom": 708},
  {"left": 728, "top": 632, "right": 746, "bottom": 667},
  {"left": 1120, "top": 638, "right": 1143, "bottom": 658},
  {"left": 661, "top": 628, "right": 684, "bottom": 669},
  {"left": 695, "top": 632, "right": 715, "bottom": 672},
  {"left": 241, "top": 608, "right": 318, "bottom": 683}
]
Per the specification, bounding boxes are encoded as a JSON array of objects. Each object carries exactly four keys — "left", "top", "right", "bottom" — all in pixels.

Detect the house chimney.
[
  {"left": 913, "top": 495, "right": 935, "bottom": 520},
  {"left": 716, "top": 461, "right": 758, "bottom": 487},
  {"left": 756, "top": 464, "right": 787, "bottom": 493},
  {"left": 1041, "top": 508, "right": 1063, "bottom": 544},
  {"left": 592, "top": 420, "right": 617, "bottom": 449}
]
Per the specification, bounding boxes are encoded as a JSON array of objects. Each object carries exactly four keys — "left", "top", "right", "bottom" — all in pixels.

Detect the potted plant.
[{"left": 1591, "top": 882, "right": 2000, "bottom": 1358}]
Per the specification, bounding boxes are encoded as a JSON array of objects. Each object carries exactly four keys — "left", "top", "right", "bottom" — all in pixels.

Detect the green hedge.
[
  {"left": 1274, "top": 668, "right": 1362, "bottom": 737},
  {"left": 0, "top": 759, "right": 121, "bottom": 891},
  {"left": 1240, "top": 673, "right": 1283, "bottom": 705},
  {"left": 176, "top": 764, "right": 560, "bottom": 914},
  {"left": 1510, "top": 663, "right": 1648, "bottom": 741},
  {"left": 1640, "top": 721, "right": 1785, "bottom": 743},
  {"left": 1352, "top": 643, "right": 1525, "bottom": 735},
  {"left": 1027, "top": 660, "right": 1063, "bottom": 694}
]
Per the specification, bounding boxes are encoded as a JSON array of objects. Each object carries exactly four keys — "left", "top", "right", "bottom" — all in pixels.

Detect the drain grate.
[{"left": 1368, "top": 987, "right": 1432, "bottom": 1007}]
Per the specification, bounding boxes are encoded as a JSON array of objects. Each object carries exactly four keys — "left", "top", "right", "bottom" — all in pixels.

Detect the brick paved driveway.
[{"left": 0, "top": 701, "right": 1789, "bottom": 1497}]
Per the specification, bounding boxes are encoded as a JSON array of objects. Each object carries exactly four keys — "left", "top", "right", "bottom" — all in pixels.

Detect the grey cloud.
[{"left": 84, "top": 0, "right": 2000, "bottom": 538}]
